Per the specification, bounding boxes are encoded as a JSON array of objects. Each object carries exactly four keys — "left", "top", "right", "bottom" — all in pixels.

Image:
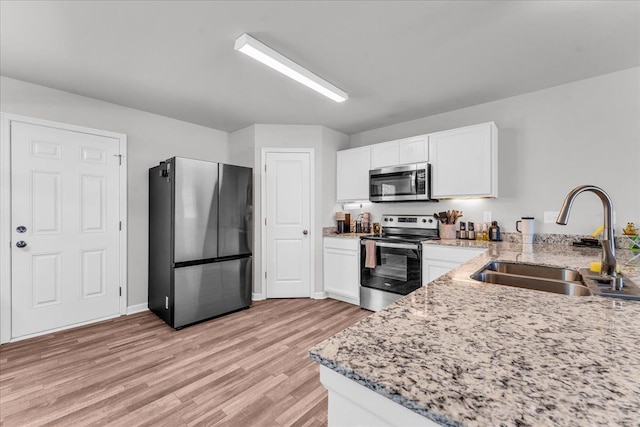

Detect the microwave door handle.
[{"left": 411, "top": 171, "right": 417, "bottom": 194}]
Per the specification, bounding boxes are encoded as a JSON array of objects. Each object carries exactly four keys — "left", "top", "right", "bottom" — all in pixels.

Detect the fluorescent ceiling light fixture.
[{"left": 234, "top": 33, "right": 348, "bottom": 103}]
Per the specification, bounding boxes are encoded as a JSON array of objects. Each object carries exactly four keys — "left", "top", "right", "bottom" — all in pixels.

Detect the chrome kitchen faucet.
[{"left": 556, "top": 185, "right": 623, "bottom": 290}]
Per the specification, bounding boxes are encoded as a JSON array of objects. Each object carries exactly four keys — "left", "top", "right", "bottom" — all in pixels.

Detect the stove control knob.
[
  {"left": 422, "top": 219, "right": 427, "bottom": 223},
  {"left": 389, "top": 218, "right": 394, "bottom": 222},
  {"left": 384, "top": 218, "right": 388, "bottom": 222}
]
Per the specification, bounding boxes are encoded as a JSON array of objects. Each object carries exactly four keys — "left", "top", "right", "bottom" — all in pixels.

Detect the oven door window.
[
  {"left": 370, "top": 171, "right": 416, "bottom": 197},
  {"left": 360, "top": 245, "right": 421, "bottom": 295}
]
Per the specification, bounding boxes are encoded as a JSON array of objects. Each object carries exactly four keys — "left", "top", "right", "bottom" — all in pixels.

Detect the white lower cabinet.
[
  {"left": 323, "top": 237, "right": 360, "bottom": 305},
  {"left": 320, "top": 365, "right": 439, "bottom": 426},
  {"left": 422, "top": 245, "right": 486, "bottom": 285}
]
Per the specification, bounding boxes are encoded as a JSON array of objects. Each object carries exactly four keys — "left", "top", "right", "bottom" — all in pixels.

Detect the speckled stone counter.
[
  {"left": 322, "top": 226, "right": 373, "bottom": 238},
  {"left": 310, "top": 241, "right": 640, "bottom": 426}
]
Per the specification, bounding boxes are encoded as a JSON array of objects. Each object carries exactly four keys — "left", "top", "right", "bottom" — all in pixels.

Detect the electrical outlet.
[
  {"left": 483, "top": 211, "right": 492, "bottom": 224},
  {"left": 544, "top": 211, "right": 559, "bottom": 223}
]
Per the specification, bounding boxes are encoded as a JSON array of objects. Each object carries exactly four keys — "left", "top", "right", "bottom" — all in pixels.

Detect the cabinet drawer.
[
  {"left": 422, "top": 245, "right": 485, "bottom": 263},
  {"left": 324, "top": 237, "right": 360, "bottom": 251}
]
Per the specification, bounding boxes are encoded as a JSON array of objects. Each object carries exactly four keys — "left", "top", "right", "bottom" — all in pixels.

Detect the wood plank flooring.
[{"left": 0, "top": 298, "right": 370, "bottom": 427}]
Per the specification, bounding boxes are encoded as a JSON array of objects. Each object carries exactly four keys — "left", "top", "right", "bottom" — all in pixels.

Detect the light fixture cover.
[{"left": 234, "top": 33, "right": 348, "bottom": 103}]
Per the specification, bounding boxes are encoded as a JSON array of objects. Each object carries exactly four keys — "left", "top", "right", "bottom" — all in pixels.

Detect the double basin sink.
[{"left": 471, "top": 261, "right": 640, "bottom": 300}]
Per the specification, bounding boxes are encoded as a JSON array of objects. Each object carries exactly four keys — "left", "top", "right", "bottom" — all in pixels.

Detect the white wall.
[
  {"left": 228, "top": 125, "right": 255, "bottom": 168},
  {"left": 0, "top": 76, "right": 230, "bottom": 306},
  {"left": 229, "top": 124, "right": 349, "bottom": 297},
  {"left": 348, "top": 68, "right": 640, "bottom": 236}
]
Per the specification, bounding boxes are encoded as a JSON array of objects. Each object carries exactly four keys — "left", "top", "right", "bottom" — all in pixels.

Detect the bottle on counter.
[
  {"left": 482, "top": 223, "right": 489, "bottom": 241},
  {"left": 459, "top": 221, "right": 467, "bottom": 240},
  {"left": 336, "top": 211, "right": 346, "bottom": 234},
  {"left": 476, "top": 222, "right": 483, "bottom": 240},
  {"left": 363, "top": 212, "right": 370, "bottom": 233},
  {"left": 489, "top": 221, "right": 501, "bottom": 241},
  {"left": 468, "top": 222, "right": 476, "bottom": 240}
]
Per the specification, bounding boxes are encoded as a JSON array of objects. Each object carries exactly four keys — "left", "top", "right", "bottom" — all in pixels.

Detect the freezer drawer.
[{"left": 173, "top": 256, "right": 252, "bottom": 328}]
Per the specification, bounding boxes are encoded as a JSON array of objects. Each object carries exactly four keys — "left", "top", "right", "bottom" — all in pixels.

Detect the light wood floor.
[{"left": 0, "top": 298, "right": 370, "bottom": 427}]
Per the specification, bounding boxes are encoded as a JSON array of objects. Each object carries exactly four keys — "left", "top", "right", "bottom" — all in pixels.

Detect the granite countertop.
[
  {"left": 324, "top": 232, "right": 374, "bottom": 238},
  {"left": 309, "top": 241, "right": 640, "bottom": 426}
]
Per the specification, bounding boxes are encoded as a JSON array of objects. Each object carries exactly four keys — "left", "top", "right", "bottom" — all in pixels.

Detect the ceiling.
[{"left": 1, "top": 1, "right": 639, "bottom": 135}]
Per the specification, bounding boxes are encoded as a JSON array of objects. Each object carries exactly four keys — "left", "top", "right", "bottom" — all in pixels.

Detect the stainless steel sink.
[
  {"left": 471, "top": 261, "right": 592, "bottom": 296},
  {"left": 471, "top": 261, "right": 640, "bottom": 300},
  {"left": 480, "top": 261, "right": 583, "bottom": 282}
]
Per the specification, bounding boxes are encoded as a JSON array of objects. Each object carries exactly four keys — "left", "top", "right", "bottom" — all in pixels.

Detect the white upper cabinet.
[
  {"left": 399, "top": 135, "right": 429, "bottom": 164},
  {"left": 337, "top": 146, "right": 371, "bottom": 201},
  {"left": 335, "top": 122, "right": 498, "bottom": 202},
  {"left": 429, "top": 122, "right": 498, "bottom": 198},
  {"left": 370, "top": 140, "right": 400, "bottom": 169},
  {"left": 371, "top": 135, "right": 429, "bottom": 168}
]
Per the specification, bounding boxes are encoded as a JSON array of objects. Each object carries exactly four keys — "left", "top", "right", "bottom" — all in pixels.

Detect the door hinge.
[
  {"left": 114, "top": 154, "right": 122, "bottom": 165},
  {"left": 264, "top": 218, "right": 267, "bottom": 226},
  {"left": 264, "top": 164, "right": 267, "bottom": 173},
  {"left": 265, "top": 271, "right": 267, "bottom": 279},
  {"left": 119, "top": 287, "right": 122, "bottom": 297},
  {"left": 165, "top": 296, "right": 169, "bottom": 310},
  {"left": 119, "top": 221, "right": 122, "bottom": 231}
]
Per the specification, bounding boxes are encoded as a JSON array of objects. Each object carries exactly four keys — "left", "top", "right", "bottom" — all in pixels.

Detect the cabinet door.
[
  {"left": 399, "top": 135, "right": 429, "bottom": 164},
  {"left": 423, "top": 261, "right": 459, "bottom": 285},
  {"left": 429, "top": 122, "right": 497, "bottom": 198},
  {"left": 422, "top": 245, "right": 486, "bottom": 285},
  {"left": 337, "top": 147, "right": 371, "bottom": 201},
  {"left": 323, "top": 246, "right": 359, "bottom": 305},
  {"left": 370, "top": 140, "right": 400, "bottom": 169},
  {"left": 422, "top": 246, "right": 486, "bottom": 263}
]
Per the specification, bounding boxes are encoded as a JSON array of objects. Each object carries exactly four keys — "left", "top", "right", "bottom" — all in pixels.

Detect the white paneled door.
[
  {"left": 265, "top": 151, "right": 311, "bottom": 298},
  {"left": 11, "top": 122, "right": 121, "bottom": 339}
]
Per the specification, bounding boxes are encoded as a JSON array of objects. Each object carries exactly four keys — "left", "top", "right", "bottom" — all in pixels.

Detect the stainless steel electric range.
[{"left": 360, "top": 214, "right": 439, "bottom": 311}]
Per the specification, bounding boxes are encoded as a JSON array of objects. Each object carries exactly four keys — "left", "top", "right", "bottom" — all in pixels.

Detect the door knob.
[
  {"left": 303, "top": 230, "right": 308, "bottom": 235},
  {"left": 16, "top": 241, "right": 27, "bottom": 248},
  {"left": 16, "top": 226, "right": 27, "bottom": 233}
]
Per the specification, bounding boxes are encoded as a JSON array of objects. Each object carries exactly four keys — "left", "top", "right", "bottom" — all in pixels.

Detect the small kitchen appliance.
[
  {"left": 335, "top": 212, "right": 351, "bottom": 234},
  {"left": 360, "top": 215, "right": 439, "bottom": 311},
  {"left": 369, "top": 163, "right": 437, "bottom": 202}
]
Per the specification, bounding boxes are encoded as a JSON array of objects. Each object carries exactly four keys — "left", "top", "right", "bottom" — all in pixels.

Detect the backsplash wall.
[{"left": 347, "top": 67, "right": 640, "bottom": 236}]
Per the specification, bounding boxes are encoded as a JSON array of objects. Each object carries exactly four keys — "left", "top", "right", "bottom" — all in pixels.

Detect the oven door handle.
[{"left": 361, "top": 240, "right": 419, "bottom": 250}]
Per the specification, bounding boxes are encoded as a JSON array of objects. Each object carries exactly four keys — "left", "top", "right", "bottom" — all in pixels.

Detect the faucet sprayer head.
[{"left": 556, "top": 191, "right": 578, "bottom": 225}]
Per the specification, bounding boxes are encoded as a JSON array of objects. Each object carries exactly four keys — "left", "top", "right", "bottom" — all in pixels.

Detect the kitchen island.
[{"left": 309, "top": 241, "right": 640, "bottom": 426}]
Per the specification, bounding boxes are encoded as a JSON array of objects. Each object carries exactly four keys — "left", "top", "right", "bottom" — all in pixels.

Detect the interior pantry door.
[
  {"left": 265, "top": 151, "right": 312, "bottom": 298},
  {"left": 10, "top": 121, "right": 121, "bottom": 339}
]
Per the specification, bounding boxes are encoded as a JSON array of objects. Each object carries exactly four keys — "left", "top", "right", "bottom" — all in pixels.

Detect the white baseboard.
[
  {"left": 7, "top": 314, "right": 120, "bottom": 343},
  {"left": 252, "top": 293, "right": 265, "bottom": 301},
  {"left": 313, "top": 292, "right": 327, "bottom": 299},
  {"left": 325, "top": 292, "right": 359, "bottom": 306},
  {"left": 126, "top": 303, "right": 149, "bottom": 315}
]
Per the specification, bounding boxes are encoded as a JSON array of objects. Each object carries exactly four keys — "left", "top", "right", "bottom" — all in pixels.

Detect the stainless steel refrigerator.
[{"left": 148, "top": 157, "right": 252, "bottom": 329}]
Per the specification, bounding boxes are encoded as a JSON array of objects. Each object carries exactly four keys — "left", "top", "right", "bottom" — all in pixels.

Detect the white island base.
[{"left": 319, "top": 365, "right": 440, "bottom": 427}]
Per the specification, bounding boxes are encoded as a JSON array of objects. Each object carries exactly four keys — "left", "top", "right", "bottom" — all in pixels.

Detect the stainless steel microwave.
[{"left": 369, "top": 163, "right": 435, "bottom": 202}]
